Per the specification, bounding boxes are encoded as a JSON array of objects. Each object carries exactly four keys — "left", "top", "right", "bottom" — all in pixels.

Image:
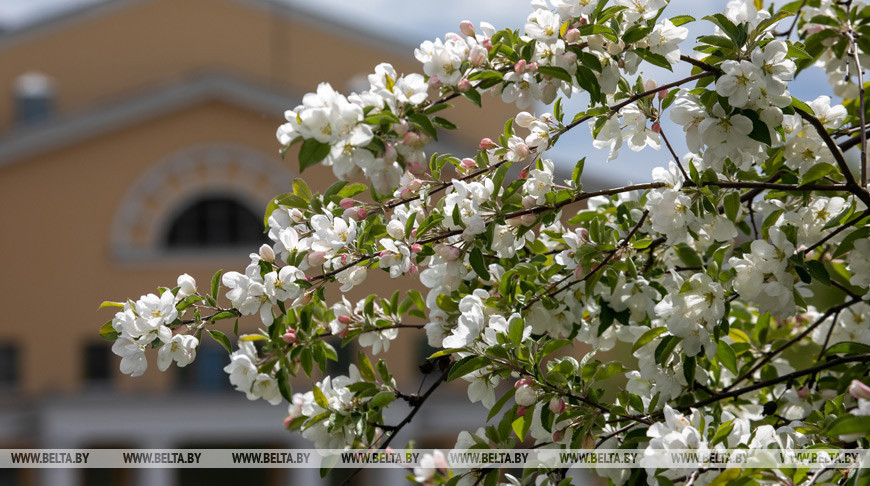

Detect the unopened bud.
[
  {"left": 797, "top": 387, "right": 811, "bottom": 400},
  {"left": 564, "top": 28, "right": 581, "bottom": 43},
  {"left": 514, "top": 378, "right": 534, "bottom": 389},
  {"left": 282, "top": 330, "right": 297, "bottom": 344},
  {"left": 383, "top": 144, "right": 398, "bottom": 163},
  {"left": 577, "top": 18, "right": 588, "bottom": 26},
  {"left": 479, "top": 138, "right": 497, "bottom": 150},
  {"left": 515, "top": 111, "right": 535, "bottom": 128},
  {"left": 379, "top": 250, "right": 392, "bottom": 258},
  {"left": 573, "top": 265, "right": 585, "bottom": 280},
  {"left": 849, "top": 380, "right": 870, "bottom": 400},
  {"left": 411, "top": 243, "right": 423, "bottom": 253},
  {"left": 407, "top": 160, "right": 425, "bottom": 176},
  {"left": 469, "top": 45, "right": 488, "bottom": 66},
  {"left": 658, "top": 88, "right": 669, "bottom": 100},
  {"left": 515, "top": 385, "right": 537, "bottom": 406},
  {"left": 520, "top": 213, "right": 536, "bottom": 226},
  {"left": 457, "top": 78, "right": 472, "bottom": 92},
  {"left": 356, "top": 208, "right": 368, "bottom": 220},
  {"left": 460, "top": 20, "right": 475, "bottom": 37},
  {"left": 288, "top": 208, "right": 304, "bottom": 223},
  {"left": 606, "top": 40, "right": 624, "bottom": 56},
  {"left": 338, "top": 315, "right": 354, "bottom": 325},
  {"left": 283, "top": 416, "right": 293, "bottom": 428},
  {"left": 618, "top": 59, "right": 626, "bottom": 69},
  {"left": 259, "top": 244, "right": 275, "bottom": 263},
  {"left": 549, "top": 398, "right": 566, "bottom": 414},
  {"left": 387, "top": 220, "right": 405, "bottom": 240},
  {"left": 517, "top": 405, "right": 528, "bottom": 417},
  {"left": 403, "top": 131, "right": 420, "bottom": 147},
  {"left": 428, "top": 75, "right": 443, "bottom": 88},
  {"left": 512, "top": 143, "right": 530, "bottom": 160},
  {"left": 408, "top": 264, "right": 420, "bottom": 277},
  {"left": 460, "top": 158, "right": 477, "bottom": 170},
  {"left": 518, "top": 169, "right": 529, "bottom": 180},
  {"left": 651, "top": 122, "right": 661, "bottom": 133},
  {"left": 514, "top": 59, "right": 527, "bottom": 75},
  {"left": 436, "top": 245, "right": 461, "bottom": 261},
  {"left": 392, "top": 121, "right": 409, "bottom": 136},
  {"left": 482, "top": 37, "right": 493, "bottom": 51},
  {"left": 644, "top": 79, "right": 657, "bottom": 92},
  {"left": 408, "top": 178, "right": 423, "bottom": 192},
  {"left": 552, "top": 430, "right": 565, "bottom": 442},
  {"left": 307, "top": 251, "right": 326, "bottom": 267},
  {"left": 527, "top": 62, "right": 538, "bottom": 72},
  {"left": 522, "top": 195, "right": 536, "bottom": 209},
  {"left": 340, "top": 198, "right": 356, "bottom": 210}
]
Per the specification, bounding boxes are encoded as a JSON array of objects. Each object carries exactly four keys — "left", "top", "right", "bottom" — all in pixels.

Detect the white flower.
[
  {"left": 615, "top": 0, "right": 667, "bottom": 23},
  {"left": 591, "top": 115, "right": 624, "bottom": 161},
  {"left": 176, "top": 274, "right": 197, "bottom": 300},
  {"left": 524, "top": 161, "right": 554, "bottom": 203},
  {"left": 848, "top": 239, "right": 870, "bottom": 287},
  {"left": 112, "top": 337, "right": 148, "bottom": 377},
  {"left": 157, "top": 334, "right": 198, "bottom": 371},
  {"left": 502, "top": 71, "right": 543, "bottom": 109},
  {"left": 264, "top": 265, "right": 305, "bottom": 303},
  {"left": 716, "top": 60, "right": 761, "bottom": 108},
  {"left": 648, "top": 19, "right": 688, "bottom": 64},
  {"left": 525, "top": 9, "right": 561, "bottom": 43},
  {"left": 654, "top": 273, "right": 724, "bottom": 358},
  {"left": 250, "top": 373, "right": 283, "bottom": 405},
  {"left": 622, "top": 103, "right": 660, "bottom": 151},
  {"left": 669, "top": 93, "right": 707, "bottom": 153},
  {"left": 336, "top": 266, "right": 367, "bottom": 292},
  {"left": 414, "top": 450, "right": 447, "bottom": 482}
]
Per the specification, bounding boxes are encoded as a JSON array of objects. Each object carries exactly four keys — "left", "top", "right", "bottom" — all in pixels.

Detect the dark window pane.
[
  {"left": 0, "top": 344, "right": 18, "bottom": 387},
  {"left": 327, "top": 338, "right": 354, "bottom": 376},
  {"left": 175, "top": 343, "right": 232, "bottom": 392},
  {"left": 165, "top": 197, "right": 267, "bottom": 249},
  {"left": 83, "top": 343, "right": 113, "bottom": 383}
]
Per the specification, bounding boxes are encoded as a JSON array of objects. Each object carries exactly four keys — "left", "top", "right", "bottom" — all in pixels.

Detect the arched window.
[{"left": 165, "top": 196, "right": 267, "bottom": 249}]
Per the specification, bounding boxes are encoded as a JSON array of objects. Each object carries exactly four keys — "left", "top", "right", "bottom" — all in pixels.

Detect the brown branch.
[{"left": 802, "top": 209, "right": 870, "bottom": 255}]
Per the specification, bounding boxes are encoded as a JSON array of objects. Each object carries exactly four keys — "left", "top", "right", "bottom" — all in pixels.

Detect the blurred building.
[{"left": 0, "top": 0, "right": 521, "bottom": 485}]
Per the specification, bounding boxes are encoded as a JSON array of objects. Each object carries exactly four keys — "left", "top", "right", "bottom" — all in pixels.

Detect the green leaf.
[
  {"left": 632, "top": 327, "right": 668, "bottom": 353},
  {"left": 791, "top": 97, "right": 815, "bottom": 115},
  {"left": 207, "top": 330, "right": 233, "bottom": 353},
  {"left": 739, "top": 109, "right": 772, "bottom": 146},
  {"left": 697, "top": 35, "right": 735, "bottom": 50},
  {"left": 669, "top": 15, "right": 696, "bottom": 26},
  {"left": 462, "top": 88, "right": 482, "bottom": 107},
  {"left": 538, "top": 66, "right": 574, "bottom": 84},
  {"left": 508, "top": 317, "right": 524, "bottom": 345},
  {"left": 540, "top": 339, "right": 571, "bottom": 359},
  {"left": 210, "top": 269, "right": 223, "bottom": 303},
  {"left": 800, "top": 162, "right": 837, "bottom": 186},
  {"left": 358, "top": 353, "right": 376, "bottom": 382},
  {"left": 448, "top": 356, "right": 491, "bottom": 382},
  {"left": 806, "top": 260, "right": 831, "bottom": 286},
  {"left": 711, "top": 420, "right": 735, "bottom": 447},
  {"left": 633, "top": 48, "right": 673, "bottom": 71},
  {"left": 572, "top": 158, "right": 585, "bottom": 187},
  {"left": 828, "top": 415, "right": 870, "bottom": 437},
  {"left": 99, "top": 320, "right": 118, "bottom": 341},
  {"left": 511, "top": 413, "right": 531, "bottom": 441},
  {"left": 675, "top": 243, "right": 704, "bottom": 268},
  {"left": 683, "top": 355, "right": 696, "bottom": 386},
  {"left": 724, "top": 192, "right": 740, "bottom": 221},
  {"left": 371, "top": 391, "right": 396, "bottom": 408},
  {"left": 824, "top": 341, "right": 870, "bottom": 356},
  {"left": 337, "top": 182, "right": 367, "bottom": 199},
  {"left": 488, "top": 388, "right": 517, "bottom": 421},
  {"left": 313, "top": 385, "right": 330, "bottom": 409},
  {"left": 409, "top": 113, "right": 438, "bottom": 141},
  {"left": 469, "top": 247, "right": 491, "bottom": 281},
  {"left": 99, "top": 301, "right": 125, "bottom": 310},
  {"left": 716, "top": 341, "right": 739, "bottom": 375},
  {"left": 298, "top": 138, "right": 331, "bottom": 172}
]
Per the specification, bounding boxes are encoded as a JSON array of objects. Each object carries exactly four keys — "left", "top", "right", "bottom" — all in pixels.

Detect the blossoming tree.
[{"left": 101, "top": 0, "right": 870, "bottom": 484}]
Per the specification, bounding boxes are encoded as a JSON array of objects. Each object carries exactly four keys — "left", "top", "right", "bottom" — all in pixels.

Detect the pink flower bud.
[
  {"left": 337, "top": 328, "right": 349, "bottom": 339},
  {"left": 411, "top": 244, "right": 423, "bottom": 253},
  {"left": 517, "top": 169, "right": 529, "bottom": 180},
  {"left": 392, "top": 121, "right": 409, "bottom": 136},
  {"left": 282, "top": 330, "right": 297, "bottom": 344},
  {"left": 552, "top": 430, "right": 564, "bottom": 442},
  {"left": 512, "top": 143, "right": 530, "bottom": 160},
  {"left": 517, "top": 405, "right": 527, "bottom": 417},
  {"left": 527, "top": 62, "right": 538, "bottom": 72},
  {"left": 658, "top": 88, "right": 669, "bottom": 100},
  {"left": 564, "top": 28, "right": 581, "bottom": 43},
  {"left": 339, "top": 254, "right": 348, "bottom": 265},
  {"left": 457, "top": 79, "right": 472, "bottom": 92},
  {"left": 400, "top": 188, "right": 414, "bottom": 200},
  {"left": 479, "top": 138, "right": 497, "bottom": 150},
  {"left": 408, "top": 264, "right": 419, "bottom": 277},
  {"left": 573, "top": 265, "right": 585, "bottom": 280},
  {"left": 482, "top": 38, "right": 493, "bottom": 51},
  {"left": 651, "top": 122, "right": 661, "bottom": 133},
  {"left": 644, "top": 79, "right": 657, "bottom": 92},
  {"left": 549, "top": 398, "right": 566, "bottom": 414},
  {"left": 577, "top": 18, "right": 588, "bottom": 26},
  {"left": 522, "top": 195, "right": 536, "bottom": 209},
  {"left": 849, "top": 380, "right": 870, "bottom": 400},
  {"left": 379, "top": 250, "right": 392, "bottom": 258},
  {"left": 578, "top": 228, "right": 589, "bottom": 241},
  {"left": 283, "top": 416, "right": 293, "bottom": 428},
  {"left": 520, "top": 213, "right": 536, "bottom": 226},
  {"left": 460, "top": 20, "right": 475, "bottom": 37},
  {"left": 428, "top": 75, "right": 443, "bottom": 88},
  {"left": 307, "top": 251, "right": 326, "bottom": 267},
  {"left": 403, "top": 131, "right": 420, "bottom": 147},
  {"left": 797, "top": 387, "right": 811, "bottom": 400},
  {"left": 338, "top": 315, "right": 353, "bottom": 325},
  {"left": 259, "top": 244, "right": 275, "bottom": 263},
  {"left": 506, "top": 217, "right": 523, "bottom": 227},
  {"left": 460, "top": 157, "right": 477, "bottom": 169},
  {"left": 514, "top": 378, "right": 533, "bottom": 389},
  {"left": 340, "top": 198, "right": 356, "bottom": 210},
  {"left": 407, "top": 160, "right": 425, "bottom": 176},
  {"left": 384, "top": 144, "right": 398, "bottom": 163},
  {"left": 618, "top": 60, "right": 626, "bottom": 69},
  {"left": 356, "top": 208, "right": 368, "bottom": 220},
  {"left": 514, "top": 59, "right": 527, "bottom": 74},
  {"left": 408, "top": 178, "right": 423, "bottom": 192},
  {"left": 469, "top": 45, "right": 488, "bottom": 66}
]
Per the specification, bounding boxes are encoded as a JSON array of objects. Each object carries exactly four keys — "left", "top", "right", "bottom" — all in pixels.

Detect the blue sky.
[{"left": 0, "top": 0, "right": 834, "bottom": 184}]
